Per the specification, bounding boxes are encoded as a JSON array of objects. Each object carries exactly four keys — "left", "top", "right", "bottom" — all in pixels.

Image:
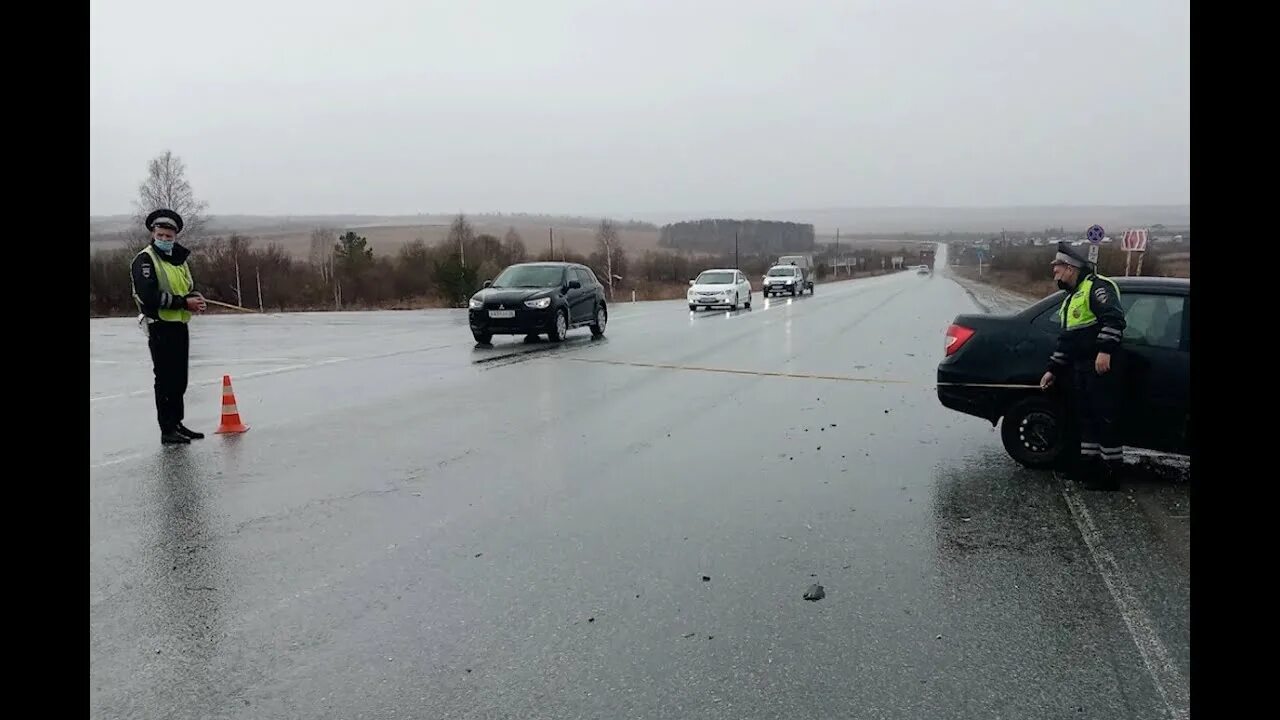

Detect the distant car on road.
[
  {"left": 776, "top": 255, "right": 815, "bottom": 294},
  {"left": 916, "top": 266, "right": 931, "bottom": 276},
  {"left": 468, "top": 262, "right": 607, "bottom": 345},
  {"left": 937, "top": 277, "right": 1189, "bottom": 468},
  {"left": 688, "top": 269, "right": 752, "bottom": 311},
  {"left": 762, "top": 265, "right": 806, "bottom": 297}
]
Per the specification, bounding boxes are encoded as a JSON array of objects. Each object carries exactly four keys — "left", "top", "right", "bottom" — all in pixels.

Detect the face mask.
[
  {"left": 1055, "top": 278, "right": 1071, "bottom": 291},
  {"left": 153, "top": 238, "right": 174, "bottom": 253}
]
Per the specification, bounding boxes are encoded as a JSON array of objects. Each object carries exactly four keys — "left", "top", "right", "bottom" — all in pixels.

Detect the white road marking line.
[
  {"left": 90, "top": 453, "right": 147, "bottom": 469},
  {"left": 89, "top": 345, "right": 456, "bottom": 404},
  {"left": 190, "top": 357, "right": 293, "bottom": 366},
  {"left": 1059, "top": 477, "right": 1190, "bottom": 720}
]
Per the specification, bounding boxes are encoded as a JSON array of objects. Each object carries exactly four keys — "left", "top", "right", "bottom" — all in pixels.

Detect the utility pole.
[
  {"left": 256, "top": 267, "right": 264, "bottom": 312},
  {"left": 549, "top": 227, "right": 553, "bottom": 259},
  {"left": 735, "top": 230, "right": 739, "bottom": 269},
  {"left": 835, "top": 228, "right": 840, "bottom": 275}
]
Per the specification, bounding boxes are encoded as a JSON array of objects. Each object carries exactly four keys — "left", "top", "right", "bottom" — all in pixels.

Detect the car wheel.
[
  {"left": 549, "top": 309, "right": 569, "bottom": 342},
  {"left": 590, "top": 304, "right": 607, "bottom": 337},
  {"left": 689, "top": 304, "right": 697, "bottom": 311},
  {"left": 1000, "top": 396, "right": 1077, "bottom": 469},
  {"left": 745, "top": 293, "right": 751, "bottom": 309},
  {"left": 472, "top": 331, "right": 492, "bottom": 345},
  {"left": 730, "top": 293, "right": 739, "bottom": 310}
]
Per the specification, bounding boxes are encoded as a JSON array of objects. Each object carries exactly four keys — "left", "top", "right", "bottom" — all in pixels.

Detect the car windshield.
[
  {"left": 696, "top": 272, "right": 736, "bottom": 285},
  {"left": 492, "top": 266, "right": 565, "bottom": 288},
  {"left": 767, "top": 267, "right": 796, "bottom": 276}
]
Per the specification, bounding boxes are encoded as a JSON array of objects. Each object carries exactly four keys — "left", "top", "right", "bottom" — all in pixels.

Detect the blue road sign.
[{"left": 1087, "top": 225, "right": 1105, "bottom": 244}]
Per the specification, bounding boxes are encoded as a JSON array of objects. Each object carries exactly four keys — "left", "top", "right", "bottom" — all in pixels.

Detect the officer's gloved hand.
[
  {"left": 185, "top": 293, "right": 207, "bottom": 313},
  {"left": 1040, "top": 371, "right": 1055, "bottom": 390}
]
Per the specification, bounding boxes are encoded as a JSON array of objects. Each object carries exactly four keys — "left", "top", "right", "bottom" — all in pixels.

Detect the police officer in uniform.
[
  {"left": 1040, "top": 242, "right": 1127, "bottom": 490},
  {"left": 131, "top": 209, "right": 208, "bottom": 444}
]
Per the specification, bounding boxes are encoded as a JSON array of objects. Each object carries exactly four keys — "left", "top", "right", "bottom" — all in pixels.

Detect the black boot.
[
  {"left": 176, "top": 423, "right": 205, "bottom": 440},
  {"left": 161, "top": 430, "right": 191, "bottom": 445}
]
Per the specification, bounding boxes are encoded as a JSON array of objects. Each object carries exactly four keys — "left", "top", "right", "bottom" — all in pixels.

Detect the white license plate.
[{"left": 488, "top": 310, "right": 516, "bottom": 319}]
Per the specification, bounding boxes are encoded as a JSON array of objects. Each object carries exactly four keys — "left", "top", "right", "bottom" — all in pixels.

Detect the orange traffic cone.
[{"left": 215, "top": 375, "right": 250, "bottom": 434}]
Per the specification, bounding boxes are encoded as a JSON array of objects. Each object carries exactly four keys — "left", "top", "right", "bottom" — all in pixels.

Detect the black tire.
[
  {"left": 549, "top": 309, "right": 569, "bottom": 343},
  {"left": 472, "top": 331, "right": 492, "bottom": 345},
  {"left": 1000, "top": 396, "right": 1077, "bottom": 469},
  {"left": 790, "top": 287, "right": 797, "bottom": 297},
  {"left": 590, "top": 304, "right": 607, "bottom": 338},
  {"left": 745, "top": 293, "right": 752, "bottom": 309},
  {"left": 690, "top": 305, "right": 698, "bottom": 312}
]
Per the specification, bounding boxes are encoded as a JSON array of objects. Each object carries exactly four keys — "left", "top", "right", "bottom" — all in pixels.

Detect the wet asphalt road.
[{"left": 90, "top": 247, "right": 1190, "bottom": 719}]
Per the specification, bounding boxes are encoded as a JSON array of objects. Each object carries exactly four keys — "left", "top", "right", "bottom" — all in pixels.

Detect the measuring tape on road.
[
  {"left": 569, "top": 358, "right": 1045, "bottom": 390},
  {"left": 935, "top": 382, "right": 1042, "bottom": 390}
]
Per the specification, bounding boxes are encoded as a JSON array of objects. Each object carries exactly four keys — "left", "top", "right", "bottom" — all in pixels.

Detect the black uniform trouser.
[
  {"left": 148, "top": 321, "right": 189, "bottom": 433},
  {"left": 1071, "top": 360, "right": 1123, "bottom": 473}
]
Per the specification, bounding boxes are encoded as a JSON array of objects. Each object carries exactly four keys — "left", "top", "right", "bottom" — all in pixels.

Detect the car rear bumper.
[
  {"left": 936, "top": 367, "right": 1003, "bottom": 424},
  {"left": 469, "top": 307, "right": 559, "bottom": 335}
]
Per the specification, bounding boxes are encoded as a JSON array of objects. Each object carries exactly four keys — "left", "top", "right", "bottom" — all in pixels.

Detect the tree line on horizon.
[{"left": 89, "top": 151, "right": 918, "bottom": 316}]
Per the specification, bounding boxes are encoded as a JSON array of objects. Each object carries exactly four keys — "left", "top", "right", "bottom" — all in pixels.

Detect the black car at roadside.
[
  {"left": 937, "top": 277, "right": 1189, "bottom": 468},
  {"left": 468, "top": 262, "right": 608, "bottom": 345}
]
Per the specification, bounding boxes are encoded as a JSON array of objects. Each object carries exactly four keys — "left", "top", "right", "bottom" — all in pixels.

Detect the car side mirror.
[
  {"left": 482, "top": 280, "right": 492, "bottom": 288},
  {"left": 568, "top": 280, "right": 582, "bottom": 290},
  {"left": 689, "top": 280, "right": 696, "bottom": 286}
]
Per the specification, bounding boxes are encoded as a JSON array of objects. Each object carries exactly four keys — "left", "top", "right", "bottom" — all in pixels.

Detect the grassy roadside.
[
  {"left": 949, "top": 266, "right": 1051, "bottom": 300},
  {"left": 90, "top": 269, "right": 906, "bottom": 318}
]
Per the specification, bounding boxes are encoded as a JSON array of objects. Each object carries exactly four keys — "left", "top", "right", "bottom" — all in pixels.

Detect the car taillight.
[{"left": 944, "top": 324, "right": 975, "bottom": 356}]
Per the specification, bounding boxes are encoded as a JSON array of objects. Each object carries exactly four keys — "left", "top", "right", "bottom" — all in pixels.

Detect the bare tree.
[
  {"left": 310, "top": 228, "right": 337, "bottom": 283},
  {"left": 503, "top": 226, "right": 527, "bottom": 264},
  {"left": 448, "top": 214, "right": 475, "bottom": 267},
  {"left": 595, "top": 219, "right": 620, "bottom": 300},
  {"left": 133, "top": 150, "right": 209, "bottom": 241}
]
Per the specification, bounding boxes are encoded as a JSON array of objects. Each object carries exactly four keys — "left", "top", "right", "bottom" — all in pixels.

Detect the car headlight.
[
  {"left": 785, "top": 279, "right": 795, "bottom": 284},
  {"left": 524, "top": 297, "right": 552, "bottom": 309},
  {"left": 468, "top": 297, "right": 483, "bottom": 309}
]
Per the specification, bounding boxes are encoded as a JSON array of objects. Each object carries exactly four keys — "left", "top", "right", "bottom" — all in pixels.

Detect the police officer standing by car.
[
  {"left": 1039, "top": 242, "right": 1127, "bottom": 490},
  {"left": 131, "top": 209, "right": 208, "bottom": 445}
]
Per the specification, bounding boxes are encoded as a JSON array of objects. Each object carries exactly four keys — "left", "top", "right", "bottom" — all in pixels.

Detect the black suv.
[
  {"left": 468, "top": 262, "right": 608, "bottom": 345},
  {"left": 937, "top": 277, "right": 1189, "bottom": 468}
]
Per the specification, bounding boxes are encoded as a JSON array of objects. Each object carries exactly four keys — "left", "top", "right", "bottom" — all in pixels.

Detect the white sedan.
[{"left": 688, "top": 269, "right": 752, "bottom": 311}]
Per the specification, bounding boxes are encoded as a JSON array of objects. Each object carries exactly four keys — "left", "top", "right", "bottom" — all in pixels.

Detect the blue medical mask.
[{"left": 153, "top": 237, "right": 175, "bottom": 253}]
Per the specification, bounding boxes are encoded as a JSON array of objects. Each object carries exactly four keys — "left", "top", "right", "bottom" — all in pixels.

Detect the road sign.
[
  {"left": 1087, "top": 225, "right": 1105, "bottom": 244},
  {"left": 1087, "top": 245, "right": 1100, "bottom": 263},
  {"left": 1121, "top": 229, "right": 1149, "bottom": 252}
]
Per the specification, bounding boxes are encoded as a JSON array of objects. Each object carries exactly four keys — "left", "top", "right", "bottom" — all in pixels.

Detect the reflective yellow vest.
[
  {"left": 133, "top": 245, "right": 193, "bottom": 323},
  {"left": 1059, "top": 274, "right": 1119, "bottom": 330}
]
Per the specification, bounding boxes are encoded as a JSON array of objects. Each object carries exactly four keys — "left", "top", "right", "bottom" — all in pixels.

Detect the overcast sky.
[{"left": 90, "top": 0, "right": 1189, "bottom": 216}]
